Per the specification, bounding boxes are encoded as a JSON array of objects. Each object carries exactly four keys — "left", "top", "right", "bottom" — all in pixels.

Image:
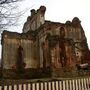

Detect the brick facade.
[{"left": 1, "top": 6, "right": 90, "bottom": 78}]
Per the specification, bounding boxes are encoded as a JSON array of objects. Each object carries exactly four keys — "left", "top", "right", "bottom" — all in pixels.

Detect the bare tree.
[
  {"left": 0, "top": 0, "right": 23, "bottom": 33},
  {"left": 0, "top": 0, "right": 22, "bottom": 4}
]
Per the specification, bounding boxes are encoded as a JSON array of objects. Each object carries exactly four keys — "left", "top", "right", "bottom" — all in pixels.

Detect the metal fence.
[{"left": 0, "top": 77, "right": 90, "bottom": 90}]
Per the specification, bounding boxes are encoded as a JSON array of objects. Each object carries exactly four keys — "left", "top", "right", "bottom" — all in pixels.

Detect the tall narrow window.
[
  {"left": 60, "top": 27, "right": 65, "bottom": 38},
  {"left": 16, "top": 46, "right": 25, "bottom": 73}
]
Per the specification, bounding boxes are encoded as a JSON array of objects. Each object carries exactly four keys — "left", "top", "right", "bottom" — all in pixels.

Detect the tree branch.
[{"left": 0, "top": 0, "right": 22, "bottom": 4}]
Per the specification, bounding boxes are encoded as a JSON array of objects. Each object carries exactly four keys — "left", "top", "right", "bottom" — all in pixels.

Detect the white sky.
[{"left": 0, "top": 0, "right": 90, "bottom": 58}]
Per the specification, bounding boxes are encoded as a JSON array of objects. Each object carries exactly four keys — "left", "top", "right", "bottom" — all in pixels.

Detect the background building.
[{"left": 1, "top": 6, "right": 90, "bottom": 79}]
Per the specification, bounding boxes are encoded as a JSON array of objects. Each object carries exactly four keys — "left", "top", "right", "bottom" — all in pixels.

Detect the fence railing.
[{"left": 0, "top": 77, "right": 90, "bottom": 90}]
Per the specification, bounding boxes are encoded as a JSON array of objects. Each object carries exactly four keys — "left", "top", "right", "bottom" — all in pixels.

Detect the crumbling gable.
[{"left": 23, "top": 6, "right": 46, "bottom": 33}]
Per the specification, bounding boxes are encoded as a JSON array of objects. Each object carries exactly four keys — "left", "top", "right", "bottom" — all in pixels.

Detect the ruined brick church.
[{"left": 1, "top": 6, "right": 90, "bottom": 78}]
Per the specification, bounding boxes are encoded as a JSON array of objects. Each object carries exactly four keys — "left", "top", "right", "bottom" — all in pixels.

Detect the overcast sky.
[{"left": 0, "top": 0, "right": 90, "bottom": 58}]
